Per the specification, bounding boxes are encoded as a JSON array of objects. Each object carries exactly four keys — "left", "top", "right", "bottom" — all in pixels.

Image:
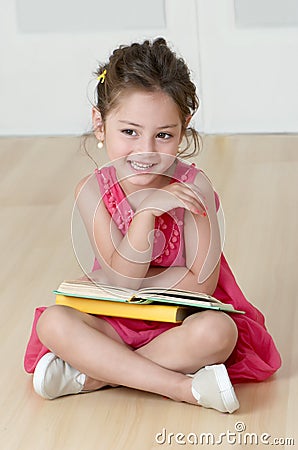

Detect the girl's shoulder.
[
  {"left": 75, "top": 165, "right": 120, "bottom": 205},
  {"left": 74, "top": 165, "right": 116, "bottom": 199},
  {"left": 176, "top": 159, "right": 220, "bottom": 210},
  {"left": 75, "top": 168, "right": 109, "bottom": 202},
  {"left": 75, "top": 173, "right": 93, "bottom": 200},
  {"left": 175, "top": 158, "right": 207, "bottom": 184},
  {"left": 94, "top": 164, "right": 117, "bottom": 186}
]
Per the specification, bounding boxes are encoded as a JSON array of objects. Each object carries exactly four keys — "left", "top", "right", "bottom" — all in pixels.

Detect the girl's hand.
[{"left": 136, "top": 182, "right": 207, "bottom": 217}]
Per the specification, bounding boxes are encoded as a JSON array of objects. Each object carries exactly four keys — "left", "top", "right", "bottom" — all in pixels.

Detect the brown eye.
[
  {"left": 157, "top": 132, "right": 172, "bottom": 139},
  {"left": 122, "top": 129, "right": 136, "bottom": 136}
]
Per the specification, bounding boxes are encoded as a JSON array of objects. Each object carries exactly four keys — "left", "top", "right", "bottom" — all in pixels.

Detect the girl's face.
[{"left": 94, "top": 89, "right": 184, "bottom": 192}]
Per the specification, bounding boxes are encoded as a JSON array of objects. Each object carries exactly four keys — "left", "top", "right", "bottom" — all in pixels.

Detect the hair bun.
[{"left": 153, "top": 37, "right": 167, "bottom": 47}]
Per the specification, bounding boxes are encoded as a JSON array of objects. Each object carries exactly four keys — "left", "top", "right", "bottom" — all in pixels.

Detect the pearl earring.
[{"left": 97, "top": 141, "right": 104, "bottom": 149}]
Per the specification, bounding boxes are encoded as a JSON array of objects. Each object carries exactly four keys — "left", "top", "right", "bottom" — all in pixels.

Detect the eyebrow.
[{"left": 118, "top": 120, "right": 179, "bottom": 129}]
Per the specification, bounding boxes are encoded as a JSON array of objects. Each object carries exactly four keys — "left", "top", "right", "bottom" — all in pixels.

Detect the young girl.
[{"left": 24, "top": 38, "right": 281, "bottom": 413}]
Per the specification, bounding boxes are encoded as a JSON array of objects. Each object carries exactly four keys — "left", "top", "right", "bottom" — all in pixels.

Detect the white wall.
[
  {"left": 0, "top": 0, "right": 200, "bottom": 136},
  {"left": 196, "top": 0, "right": 298, "bottom": 133},
  {"left": 1, "top": 0, "right": 297, "bottom": 136}
]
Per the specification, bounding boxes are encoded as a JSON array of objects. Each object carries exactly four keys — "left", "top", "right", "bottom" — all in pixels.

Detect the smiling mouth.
[{"left": 129, "top": 160, "right": 155, "bottom": 171}]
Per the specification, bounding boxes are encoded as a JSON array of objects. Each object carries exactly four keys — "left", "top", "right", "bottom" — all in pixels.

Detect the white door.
[{"left": 196, "top": 0, "right": 298, "bottom": 133}]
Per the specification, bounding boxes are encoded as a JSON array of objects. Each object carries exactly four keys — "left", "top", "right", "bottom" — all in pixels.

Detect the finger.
[
  {"left": 184, "top": 183, "right": 207, "bottom": 204},
  {"left": 174, "top": 192, "right": 206, "bottom": 215},
  {"left": 164, "top": 184, "right": 207, "bottom": 214},
  {"left": 171, "top": 182, "right": 206, "bottom": 204}
]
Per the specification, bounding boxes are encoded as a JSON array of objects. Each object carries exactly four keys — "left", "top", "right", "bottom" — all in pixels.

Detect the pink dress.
[{"left": 24, "top": 160, "right": 281, "bottom": 384}]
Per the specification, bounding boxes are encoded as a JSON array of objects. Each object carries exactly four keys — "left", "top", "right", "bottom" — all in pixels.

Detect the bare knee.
[
  {"left": 183, "top": 311, "right": 238, "bottom": 362},
  {"left": 36, "top": 305, "right": 77, "bottom": 347}
]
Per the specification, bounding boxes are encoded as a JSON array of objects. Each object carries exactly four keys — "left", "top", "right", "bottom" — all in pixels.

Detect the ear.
[
  {"left": 179, "top": 115, "right": 192, "bottom": 144},
  {"left": 184, "top": 114, "right": 192, "bottom": 129},
  {"left": 92, "top": 107, "right": 105, "bottom": 141}
]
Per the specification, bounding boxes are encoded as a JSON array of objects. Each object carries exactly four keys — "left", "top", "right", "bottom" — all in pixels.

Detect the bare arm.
[
  {"left": 75, "top": 174, "right": 157, "bottom": 289},
  {"left": 186, "top": 171, "right": 222, "bottom": 284},
  {"left": 139, "top": 211, "right": 220, "bottom": 295},
  {"left": 138, "top": 171, "right": 222, "bottom": 294},
  {"left": 75, "top": 170, "right": 220, "bottom": 292}
]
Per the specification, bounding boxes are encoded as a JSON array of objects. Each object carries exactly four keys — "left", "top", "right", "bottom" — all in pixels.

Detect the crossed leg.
[{"left": 36, "top": 304, "right": 238, "bottom": 404}]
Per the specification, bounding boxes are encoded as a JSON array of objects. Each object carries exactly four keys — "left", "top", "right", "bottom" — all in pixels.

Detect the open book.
[{"left": 54, "top": 279, "right": 244, "bottom": 315}]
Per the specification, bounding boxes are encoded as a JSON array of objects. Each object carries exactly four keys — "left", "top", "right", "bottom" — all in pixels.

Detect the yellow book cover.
[{"left": 55, "top": 294, "right": 195, "bottom": 323}]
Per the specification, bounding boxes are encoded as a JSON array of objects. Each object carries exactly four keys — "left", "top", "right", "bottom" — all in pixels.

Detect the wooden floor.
[{"left": 0, "top": 134, "right": 297, "bottom": 449}]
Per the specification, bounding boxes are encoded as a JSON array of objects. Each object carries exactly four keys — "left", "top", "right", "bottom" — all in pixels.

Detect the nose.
[{"left": 135, "top": 136, "right": 156, "bottom": 154}]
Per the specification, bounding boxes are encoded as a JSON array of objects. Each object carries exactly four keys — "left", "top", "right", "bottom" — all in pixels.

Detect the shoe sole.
[
  {"left": 206, "top": 364, "right": 239, "bottom": 413},
  {"left": 33, "top": 352, "right": 56, "bottom": 399}
]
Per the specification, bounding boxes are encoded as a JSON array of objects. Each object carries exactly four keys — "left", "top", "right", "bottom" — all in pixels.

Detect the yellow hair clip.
[{"left": 97, "top": 69, "right": 107, "bottom": 84}]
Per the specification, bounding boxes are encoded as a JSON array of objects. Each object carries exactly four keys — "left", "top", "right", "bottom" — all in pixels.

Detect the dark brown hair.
[{"left": 93, "top": 37, "right": 201, "bottom": 157}]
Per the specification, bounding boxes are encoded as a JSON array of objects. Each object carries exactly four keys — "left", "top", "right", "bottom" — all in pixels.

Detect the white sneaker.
[
  {"left": 33, "top": 352, "right": 86, "bottom": 400},
  {"left": 191, "top": 364, "right": 239, "bottom": 413}
]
